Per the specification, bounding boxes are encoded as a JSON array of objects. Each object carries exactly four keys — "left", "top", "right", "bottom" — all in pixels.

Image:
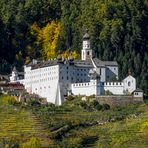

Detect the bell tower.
[{"left": 81, "top": 29, "right": 92, "bottom": 60}]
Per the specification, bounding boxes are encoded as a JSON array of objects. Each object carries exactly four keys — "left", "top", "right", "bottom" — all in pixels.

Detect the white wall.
[
  {"left": 134, "top": 92, "right": 143, "bottom": 98},
  {"left": 24, "top": 66, "right": 32, "bottom": 93},
  {"left": 71, "top": 81, "right": 98, "bottom": 96},
  {"left": 103, "top": 82, "right": 124, "bottom": 95},
  {"left": 24, "top": 64, "right": 62, "bottom": 105},
  {"left": 81, "top": 49, "right": 92, "bottom": 60},
  {"left": 83, "top": 40, "right": 90, "bottom": 50},
  {"left": 123, "top": 75, "right": 136, "bottom": 93},
  {"left": 31, "top": 65, "right": 59, "bottom": 104}
]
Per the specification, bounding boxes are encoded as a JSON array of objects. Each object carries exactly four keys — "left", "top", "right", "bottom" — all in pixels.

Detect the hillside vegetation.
[
  {"left": 0, "top": 0, "right": 147, "bottom": 93},
  {"left": 0, "top": 95, "right": 55, "bottom": 147},
  {"left": 0, "top": 95, "right": 148, "bottom": 147}
]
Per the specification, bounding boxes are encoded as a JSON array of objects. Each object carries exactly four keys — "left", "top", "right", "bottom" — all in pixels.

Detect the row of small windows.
[
  {"left": 77, "top": 74, "right": 87, "bottom": 76},
  {"left": 35, "top": 86, "right": 50, "bottom": 90},
  {"left": 26, "top": 67, "right": 58, "bottom": 75},
  {"left": 101, "top": 82, "right": 122, "bottom": 86},
  {"left": 61, "top": 76, "right": 74, "bottom": 81},
  {"left": 77, "top": 79, "right": 86, "bottom": 82},
  {"left": 40, "top": 77, "right": 58, "bottom": 81},
  {"left": 84, "top": 45, "right": 90, "bottom": 48},
  {"left": 77, "top": 69, "right": 87, "bottom": 71},
  {"left": 32, "top": 67, "right": 58, "bottom": 73},
  {"left": 134, "top": 92, "right": 139, "bottom": 95},
  {"left": 25, "top": 77, "right": 58, "bottom": 84},
  {"left": 26, "top": 72, "right": 57, "bottom": 79}
]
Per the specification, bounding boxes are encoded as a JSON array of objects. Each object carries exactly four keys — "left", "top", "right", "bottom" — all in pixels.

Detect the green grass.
[
  {"left": 0, "top": 95, "right": 55, "bottom": 147},
  {"left": 49, "top": 104, "right": 148, "bottom": 147},
  {"left": 31, "top": 99, "right": 148, "bottom": 147},
  {"left": 95, "top": 110, "right": 148, "bottom": 147},
  {"left": 0, "top": 95, "right": 148, "bottom": 147}
]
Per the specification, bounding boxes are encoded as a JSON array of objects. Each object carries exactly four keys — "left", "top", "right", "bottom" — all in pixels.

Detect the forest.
[{"left": 0, "top": 0, "right": 147, "bottom": 93}]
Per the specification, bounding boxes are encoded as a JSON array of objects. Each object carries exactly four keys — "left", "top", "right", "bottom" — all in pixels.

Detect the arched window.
[{"left": 128, "top": 81, "right": 131, "bottom": 86}]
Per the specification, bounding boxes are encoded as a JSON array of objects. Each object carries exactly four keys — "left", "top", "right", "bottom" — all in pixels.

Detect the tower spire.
[
  {"left": 81, "top": 29, "right": 92, "bottom": 60},
  {"left": 128, "top": 69, "right": 132, "bottom": 76}
]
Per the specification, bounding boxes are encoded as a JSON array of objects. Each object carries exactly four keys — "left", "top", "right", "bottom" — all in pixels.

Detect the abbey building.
[{"left": 13, "top": 31, "right": 137, "bottom": 105}]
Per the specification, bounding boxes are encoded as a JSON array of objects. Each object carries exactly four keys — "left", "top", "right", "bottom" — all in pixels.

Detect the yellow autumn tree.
[
  {"left": 62, "top": 50, "right": 80, "bottom": 59},
  {"left": 30, "top": 21, "right": 81, "bottom": 60},
  {"left": 30, "top": 21, "right": 61, "bottom": 60},
  {"left": 73, "top": 50, "right": 80, "bottom": 59}
]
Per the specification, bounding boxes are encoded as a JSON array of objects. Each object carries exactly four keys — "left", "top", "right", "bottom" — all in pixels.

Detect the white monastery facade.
[{"left": 16, "top": 31, "right": 137, "bottom": 105}]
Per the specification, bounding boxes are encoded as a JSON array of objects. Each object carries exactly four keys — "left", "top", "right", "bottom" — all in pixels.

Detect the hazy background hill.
[{"left": 0, "top": 0, "right": 147, "bottom": 93}]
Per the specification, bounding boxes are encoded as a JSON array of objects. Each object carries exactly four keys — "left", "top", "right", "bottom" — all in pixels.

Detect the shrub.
[
  {"left": 80, "top": 101, "right": 88, "bottom": 109},
  {"left": 102, "top": 104, "right": 110, "bottom": 110},
  {"left": 95, "top": 104, "right": 103, "bottom": 111},
  {"left": 105, "top": 90, "right": 113, "bottom": 95},
  {"left": 28, "top": 100, "right": 41, "bottom": 106},
  {"left": 66, "top": 95, "right": 75, "bottom": 101},
  {"left": 81, "top": 136, "right": 98, "bottom": 146},
  {"left": 90, "top": 100, "right": 102, "bottom": 111}
]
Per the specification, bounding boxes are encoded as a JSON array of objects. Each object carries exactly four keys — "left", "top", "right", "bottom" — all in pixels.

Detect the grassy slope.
[
  {"left": 32, "top": 99, "right": 148, "bottom": 147},
  {"left": 65, "top": 106, "right": 148, "bottom": 148},
  {"left": 0, "top": 95, "right": 54, "bottom": 147},
  {"left": 95, "top": 111, "right": 148, "bottom": 147},
  {"left": 0, "top": 95, "right": 148, "bottom": 147},
  {"left": 57, "top": 105, "right": 148, "bottom": 148}
]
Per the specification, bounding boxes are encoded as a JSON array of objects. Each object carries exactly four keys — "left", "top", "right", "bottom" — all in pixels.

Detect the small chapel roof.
[{"left": 133, "top": 88, "right": 143, "bottom": 92}]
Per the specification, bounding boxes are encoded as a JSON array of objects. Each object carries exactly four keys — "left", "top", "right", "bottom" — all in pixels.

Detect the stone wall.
[{"left": 97, "top": 95, "right": 144, "bottom": 107}]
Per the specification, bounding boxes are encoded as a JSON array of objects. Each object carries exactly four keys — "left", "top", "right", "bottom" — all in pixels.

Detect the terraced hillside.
[
  {"left": 0, "top": 95, "right": 148, "bottom": 147},
  {"left": 32, "top": 98, "right": 148, "bottom": 147},
  {"left": 0, "top": 95, "right": 55, "bottom": 147}
]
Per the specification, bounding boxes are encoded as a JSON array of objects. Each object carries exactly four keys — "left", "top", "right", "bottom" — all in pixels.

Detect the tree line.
[{"left": 0, "top": 0, "right": 147, "bottom": 93}]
